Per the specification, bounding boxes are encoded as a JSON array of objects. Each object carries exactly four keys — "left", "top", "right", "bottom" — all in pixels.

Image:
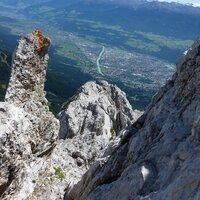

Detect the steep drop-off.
[
  {"left": 65, "top": 39, "right": 200, "bottom": 199},
  {"left": 0, "top": 31, "right": 141, "bottom": 199},
  {"left": 1, "top": 30, "right": 200, "bottom": 200}
]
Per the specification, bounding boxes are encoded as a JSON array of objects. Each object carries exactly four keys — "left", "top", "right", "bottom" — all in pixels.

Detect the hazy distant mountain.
[
  {"left": 2, "top": 0, "right": 200, "bottom": 11},
  {"left": 23, "top": 0, "right": 200, "bottom": 42},
  {"left": 0, "top": 0, "right": 50, "bottom": 4},
  {"left": 0, "top": 0, "right": 52, "bottom": 7},
  {"left": 26, "top": 0, "right": 82, "bottom": 9}
]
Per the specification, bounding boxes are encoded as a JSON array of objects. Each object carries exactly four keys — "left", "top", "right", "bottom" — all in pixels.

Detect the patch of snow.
[
  {"left": 141, "top": 165, "right": 150, "bottom": 182},
  {"left": 192, "top": 3, "right": 200, "bottom": 7},
  {"left": 184, "top": 50, "right": 189, "bottom": 55},
  {"left": 150, "top": 0, "right": 200, "bottom": 8}
]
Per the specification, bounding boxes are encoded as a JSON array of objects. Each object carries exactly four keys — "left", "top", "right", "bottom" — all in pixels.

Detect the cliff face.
[
  {"left": 65, "top": 39, "right": 200, "bottom": 200},
  {"left": 0, "top": 31, "right": 59, "bottom": 199},
  {"left": 31, "top": 81, "right": 141, "bottom": 200},
  {"left": 0, "top": 31, "right": 141, "bottom": 199},
  {"left": 59, "top": 80, "right": 141, "bottom": 140},
  {"left": 1, "top": 31, "right": 200, "bottom": 200}
]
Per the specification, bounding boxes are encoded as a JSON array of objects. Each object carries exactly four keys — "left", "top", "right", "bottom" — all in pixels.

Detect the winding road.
[{"left": 96, "top": 46, "right": 105, "bottom": 76}]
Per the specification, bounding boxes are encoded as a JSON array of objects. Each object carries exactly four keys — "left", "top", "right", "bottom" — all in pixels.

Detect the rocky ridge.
[
  {"left": 1, "top": 30, "right": 200, "bottom": 200},
  {"left": 0, "top": 31, "right": 141, "bottom": 199},
  {"left": 29, "top": 81, "right": 141, "bottom": 199},
  {"left": 5, "top": 30, "right": 58, "bottom": 154},
  {"left": 65, "top": 38, "right": 200, "bottom": 199},
  {"left": 59, "top": 80, "right": 141, "bottom": 140}
]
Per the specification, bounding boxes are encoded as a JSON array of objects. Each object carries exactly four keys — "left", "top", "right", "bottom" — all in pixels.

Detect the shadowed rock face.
[{"left": 65, "top": 39, "right": 200, "bottom": 200}]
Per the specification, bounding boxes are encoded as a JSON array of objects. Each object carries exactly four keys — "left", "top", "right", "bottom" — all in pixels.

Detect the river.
[{"left": 96, "top": 46, "right": 105, "bottom": 75}]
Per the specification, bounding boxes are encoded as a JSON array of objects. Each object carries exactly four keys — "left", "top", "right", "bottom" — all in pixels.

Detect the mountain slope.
[
  {"left": 0, "top": 26, "right": 18, "bottom": 101},
  {"left": 0, "top": 32, "right": 141, "bottom": 199},
  {"left": 65, "top": 37, "right": 200, "bottom": 200},
  {"left": 1, "top": 0, "right": 200, "bottom": 114},
  {"left": 0, "top": 0, "right": 52, "bottom": 8},
  {"left": 22, "top": 0, "right": 199, "bottom": 63}
]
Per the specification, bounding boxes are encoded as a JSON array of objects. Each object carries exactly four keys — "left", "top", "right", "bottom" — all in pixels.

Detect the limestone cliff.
[
  {"left": 5, "top": 30, "right": 58, "bottom": 154},
  {"left": 0, "top": 31, "right": 59, "bottom": 199},
  {"left": 1, "top": 30, "right": 200, "bottom": 200},
  {"left": 65, "top": 39, "right": 200, "bottom": 200},
  {"left": 59, "top": 80, "right": 141, "bottom": 140},
  {"left": 0, "top": 31, "right": 141, "bottom": 199},
  {"left": 29, "top": 81, "right": 141, "bottom": 199}
]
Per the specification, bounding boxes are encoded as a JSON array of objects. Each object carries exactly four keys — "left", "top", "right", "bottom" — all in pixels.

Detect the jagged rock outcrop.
[
  {"left": 4, "top": 29, "right": 200, "bottom": 200},
  {"left": 65, "top": 39, "right": 200, "bottom": 200},
  {"left": 58, "top": 80, "right": 141, "bottom": 140},
  {"left": 0, "top": 31, "right": 142, "bottom": 200},
  {"left": 30, "top": 81, "right": 141, "bottom": 199},
  {"left": 5, "top": 30, "right": 58, "bottom": 153},
  {"left": 0, "top": 31, "right": 59, "bottom": 199}
]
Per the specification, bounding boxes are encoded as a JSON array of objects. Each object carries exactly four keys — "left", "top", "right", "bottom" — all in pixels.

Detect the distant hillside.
[
  {"left": 0, "top": 26, "right": 17, "bottom": 101},
  {"left": 1, "top": 0, "right": 200, "bottom": 113},
  {"left": 21, "top": 0, "right": 200, "bottom": 62},
  {"left": 0, "top": 0, "right": 52, "bottom": 7}
]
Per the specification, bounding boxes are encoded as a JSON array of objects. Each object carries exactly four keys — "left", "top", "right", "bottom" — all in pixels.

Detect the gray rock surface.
[
  {"left": 58, "top": 80, "right": 141, "bottom": 140},
  {"left": 65, "top": 39, "right": 200, "bottom": 200},
  {"left": 5, "top": 30, "right": 58, "bottom": 154},
  {"left": 32, "top": 81, "right": 141, "bottom": 199},
  {"left": 0, "top": 31, "right": 141, "bottom": 200},
  {"left": 0, "top": 103, "right": 50, "bottom": 199},
  {"left": 0, "top": 31, "right": 59, "bottom": 200}
]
